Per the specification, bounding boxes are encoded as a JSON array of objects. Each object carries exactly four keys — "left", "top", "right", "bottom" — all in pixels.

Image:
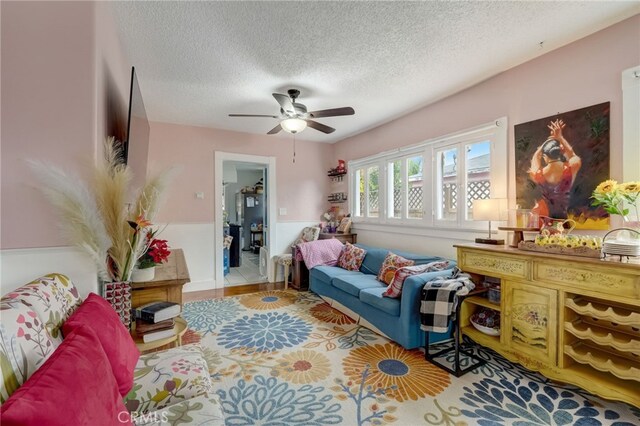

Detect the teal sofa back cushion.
[{"left": 355, "top": 243, "right": 448, "bottom": 276}]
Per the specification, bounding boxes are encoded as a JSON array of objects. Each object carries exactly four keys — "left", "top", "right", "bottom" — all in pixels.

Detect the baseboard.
[{"left": 183, "top": 279, "right": 215, "bottom": 293}]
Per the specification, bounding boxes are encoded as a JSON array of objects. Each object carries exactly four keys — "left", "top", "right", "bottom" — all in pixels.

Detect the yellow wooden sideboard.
[{"left": 456, "top": 244, "right": 640, "bottom": 407}]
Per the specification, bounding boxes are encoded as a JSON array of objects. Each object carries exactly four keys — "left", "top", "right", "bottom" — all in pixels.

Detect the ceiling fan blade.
[
  {"left": 267, "top": 124, "right": 282, "bottom": 135},
  {"left": 308, "top": 107, "right": 355, "bottom": 118},
  {"left": 272, "top": 93, "right": 295, "bottom": 115},
  {"left": 306, "top": 120, "right": 335, "bottom": 134},
  {"left": 229, "top": 114, "right": 278, "bottom": 118}
]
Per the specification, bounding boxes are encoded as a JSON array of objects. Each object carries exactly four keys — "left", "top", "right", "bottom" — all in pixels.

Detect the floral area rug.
[{"left": 182, "top": 290, "right": 639, "bottom": 426}]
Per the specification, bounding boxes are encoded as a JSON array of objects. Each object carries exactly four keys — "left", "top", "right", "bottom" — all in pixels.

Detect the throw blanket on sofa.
[
  {"left": 297, "top": 238, "right": 345, "bottom": 269},
  {"left": 420, "top": 268, "right": 475, "bottom": 333}
]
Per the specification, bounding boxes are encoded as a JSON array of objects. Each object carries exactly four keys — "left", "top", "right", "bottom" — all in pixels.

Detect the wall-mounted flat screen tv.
[{"left": 124, "top": 66, "right": 150, "bottom": 191}]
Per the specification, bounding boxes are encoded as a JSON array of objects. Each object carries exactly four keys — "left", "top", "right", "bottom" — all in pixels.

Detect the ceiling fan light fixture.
[{"left": 281, "top": 118, "right": 307, "bottom": 134}]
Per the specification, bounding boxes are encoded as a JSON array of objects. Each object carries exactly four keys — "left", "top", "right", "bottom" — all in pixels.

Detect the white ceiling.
[{"left": 112, "top": 1, "right": 639, "bottom": 144}]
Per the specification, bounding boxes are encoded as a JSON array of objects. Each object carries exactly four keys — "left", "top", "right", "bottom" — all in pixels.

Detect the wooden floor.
[{"left": 183, "top": 281, "right": 287, "bottom": 302}]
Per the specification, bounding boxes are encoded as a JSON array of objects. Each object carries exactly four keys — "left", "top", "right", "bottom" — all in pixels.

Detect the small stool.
[
  {"left": 275, "top": 254, "right": 293, "bottom": 290},
  {"left": 424, "top": 289, "right": 488, "bottom": 377}
]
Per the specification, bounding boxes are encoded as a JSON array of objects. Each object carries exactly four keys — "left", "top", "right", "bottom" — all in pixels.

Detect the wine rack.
[{"left": 564, "top": 294, "right": 640, "bottom": 383}]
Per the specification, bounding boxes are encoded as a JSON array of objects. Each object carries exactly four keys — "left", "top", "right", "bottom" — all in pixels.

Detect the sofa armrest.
[{"left": 399, "top": 269, "right": 455, "bottom": 323}]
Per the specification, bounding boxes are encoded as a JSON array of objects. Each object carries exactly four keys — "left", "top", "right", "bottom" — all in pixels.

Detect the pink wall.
[
  {"left": 1, "top": 1, "right": 96, "bottom": 249},
  {"left": 334, "top": 14, "right": 640, "bottom": 189},
  {"left": 148, "top": 122, "right": 332, "bottom": 223},
  {"left": 1, "top": 1, "right": 131, "bottom": 250}
]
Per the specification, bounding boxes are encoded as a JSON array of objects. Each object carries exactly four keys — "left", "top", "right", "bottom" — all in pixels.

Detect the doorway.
[{"left": 214, "top": 152, "right": 276, "bottom": 289}]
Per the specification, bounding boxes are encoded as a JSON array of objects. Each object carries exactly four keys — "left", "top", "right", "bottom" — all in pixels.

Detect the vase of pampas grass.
[{"left": 29, "top": 138, "right": 175, "bottom": 327}]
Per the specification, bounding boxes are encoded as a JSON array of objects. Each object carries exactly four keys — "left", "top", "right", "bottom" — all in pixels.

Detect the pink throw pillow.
[
  {"left": 377, "top": 253, "right": 415, "bottom": 285},
  {"left": 383, "top": 261, "right": 450, "bottom": 298},
  {"left": 62, "top": 293, "right": 139, "bottom": 396},
  {"left": 337, "top": 243, "right": 367, "bottom": 271},
  {"left": 0, "top": 325, "right": 132, "bottom": 426}
]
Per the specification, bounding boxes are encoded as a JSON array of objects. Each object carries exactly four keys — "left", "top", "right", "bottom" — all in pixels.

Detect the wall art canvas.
[{"left": 515, "top": 102, "right": 610, "bottom": 230}]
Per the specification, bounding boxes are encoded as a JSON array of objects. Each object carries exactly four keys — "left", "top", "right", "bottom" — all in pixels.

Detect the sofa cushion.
[
  {"left": 332, "top": 274, "right": 385, "bottom": 297},
  {"left": 384, "top": 261, "right": 451, "bottom": 298},
  {"left": 311, "top": 265, "right": 363, "bottom": 285},
  {"left": 357, "top": 245, "right": 390, "bottom": 275},
  {"left": 359, "top": 287, "right": 401, "bottom": 316},
  {"left": 0, "top": 300, "right": 57, "bottom": 403},
  {"left": 0, "top": 325, "right": 131, "bottom": 426},
  {"left": 337, "top": 242, "right": 367, "bottom": 271},
  {"left": 62, "top": 293, "right": 140, "bottom": 396},
  {"left": 125, "top": 344, "right": 213, "bottom": 415},
  {"left": 2, "top": 274, "right": 82, "bottom": 345},
  {"left": 377, "top": 252, "right": 415, "bottom": 285}
]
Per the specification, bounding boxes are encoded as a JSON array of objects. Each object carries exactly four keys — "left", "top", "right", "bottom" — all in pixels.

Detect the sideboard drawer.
[
  {"left": 459, "top": 249, "right": 529, "bottom": 279},
  {"left": 533, "top": 261, "right": 639, "bottom": 298}
]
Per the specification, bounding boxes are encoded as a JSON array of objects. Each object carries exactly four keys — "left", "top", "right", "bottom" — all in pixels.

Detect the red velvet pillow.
[
  {"left": 62, "top": 293, "right": 139, "bottom": 396},
  {"left": 0, "top": 325, "right": 132, "bottom": 426}
]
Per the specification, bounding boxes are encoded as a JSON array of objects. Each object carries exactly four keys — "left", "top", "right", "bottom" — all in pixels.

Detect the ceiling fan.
[{"left": 229, "top": 89, "right": 355, "bottom": 135}]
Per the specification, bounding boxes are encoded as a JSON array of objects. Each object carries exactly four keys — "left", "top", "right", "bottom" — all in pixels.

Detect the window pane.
[
  {"left": 367, "top": 166, "right": 379, "bottom": 217},
  {"left": 465, "top": 141, "right": 491, "bottom": 220},
  {"left": 407, "top": 156, "right": 423, "bottom": 219},
  {"left": 389, "top": 160, "right": 401, "bottom": 219},
  {"left": 355, "top": 169, "right": 364, "bottom": 217},
  {"left": 437, "top": 147, "right": 458, "bottom": 221}
]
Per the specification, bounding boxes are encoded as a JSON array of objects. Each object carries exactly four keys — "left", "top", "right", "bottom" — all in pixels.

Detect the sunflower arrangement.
[
  {"left": 30, "top": 138, "right": 175, "bottom": 282},
  {"left": 591, "top": 180, "right": 640, "bottom": 224}
]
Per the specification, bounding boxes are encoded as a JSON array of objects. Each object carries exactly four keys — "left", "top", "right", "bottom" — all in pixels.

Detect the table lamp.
[{"left": 472, "top": 198, "right": 507, "bottom": 245}]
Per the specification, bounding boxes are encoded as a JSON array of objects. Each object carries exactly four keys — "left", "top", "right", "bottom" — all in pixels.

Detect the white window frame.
[{"left": 349, "top": 117, "right": 507, "bottom": 231}]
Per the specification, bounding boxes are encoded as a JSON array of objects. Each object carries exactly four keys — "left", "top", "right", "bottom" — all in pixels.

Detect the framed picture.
[
  {"left": 337, "top": 217, "right": 352, "bottom": 234},
  {"left": 514, "top": 102, "right": 610, "bottom": 230}
]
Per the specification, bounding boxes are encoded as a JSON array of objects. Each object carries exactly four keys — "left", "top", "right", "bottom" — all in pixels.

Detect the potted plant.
[
  {"left": 29, "top": 138, "right": 175, "bottom": 326},
  {"left": 131, "top": 230, "right": 171, "bottom": 282}
]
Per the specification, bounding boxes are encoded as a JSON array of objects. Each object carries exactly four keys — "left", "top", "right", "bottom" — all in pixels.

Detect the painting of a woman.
[
  {"left": 528, "top": 119, "right": 581, "bottom": 219},
  {"left": 515, "top": 102, "right": 610, "bottom": 230}
]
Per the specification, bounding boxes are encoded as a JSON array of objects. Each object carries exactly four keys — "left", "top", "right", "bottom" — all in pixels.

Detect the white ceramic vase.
[{"left": 131, "top": 266, "right": 155, "bottom": 282}]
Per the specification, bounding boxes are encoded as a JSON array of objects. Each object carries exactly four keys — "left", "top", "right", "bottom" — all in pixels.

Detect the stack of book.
[{"left": 133, "top": 301, "right": 182, "bottom": 343}]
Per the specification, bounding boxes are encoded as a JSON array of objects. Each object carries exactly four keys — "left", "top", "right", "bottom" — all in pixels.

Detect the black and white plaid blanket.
[{"left": 420, "top": 267, "right": 475, "bottom": 333}]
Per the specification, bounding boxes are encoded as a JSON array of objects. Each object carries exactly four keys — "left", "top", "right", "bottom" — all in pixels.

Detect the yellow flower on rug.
[
  {"left": 309, "top": 303, "right": 356, "bottom": 325},
  {"left": 239, "top": 290, "right": 296, "bottom": 310},
  {"left": 343, "top": 343, "right": 450, "bottom": 402},
  {"left": 272, "top": 349, "right": 331, "bottom": 384}
]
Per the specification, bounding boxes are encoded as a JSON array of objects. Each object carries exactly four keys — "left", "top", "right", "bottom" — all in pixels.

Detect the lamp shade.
[
  {"left": 472, "top": 198, "right": 507, "bottom": 221},
  {"left": 281, "top": 118, "right": 307, "bottom": 134}
]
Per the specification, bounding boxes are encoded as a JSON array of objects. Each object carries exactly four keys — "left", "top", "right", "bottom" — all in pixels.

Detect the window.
[
  {"left": 353, "top": 165, "right": 380, "bottom": 219},
  {"left": 349, "top": 118, "right": 507, "bottom": 229},
  {"left": 367, "top": 166, "right": 379, "bottom": 218}
]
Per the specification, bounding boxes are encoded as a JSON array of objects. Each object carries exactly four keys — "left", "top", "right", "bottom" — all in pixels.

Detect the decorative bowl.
[
  {"left": 470, "top": 319, "right": 500, "bottom": 336},
  {"left": 470, "top": 307, "right": 500, "bottom": 336}
]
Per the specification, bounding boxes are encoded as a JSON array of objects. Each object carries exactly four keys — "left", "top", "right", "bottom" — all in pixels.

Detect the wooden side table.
[
  {"left": 131, "top": 249, "right": 190, "bottom": 308},
  {"left": 319, "top": 232, "right": 357, "bottom": 244},
  {"left": 131, "top": 317, "right": 188, "bottom": 353}
]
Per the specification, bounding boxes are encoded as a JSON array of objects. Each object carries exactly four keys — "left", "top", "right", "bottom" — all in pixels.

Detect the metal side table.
[{"left": 424, "top": 288, "right": 488, "bottom": 377}]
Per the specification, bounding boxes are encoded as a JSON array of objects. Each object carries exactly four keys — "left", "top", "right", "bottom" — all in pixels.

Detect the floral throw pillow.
[
  {"left": 377, "top": 253, "right": 415, "bottom": 285},
  {"left": 337, "top": 243, "right": 367, "bottom": 271},
  {"left": 383, "top": 261, "right": 450, "bottom": 298}
]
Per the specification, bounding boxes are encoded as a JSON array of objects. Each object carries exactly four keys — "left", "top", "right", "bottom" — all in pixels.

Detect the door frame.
[{"left": 214, "top": 152, "right": 276, "bottom": 288}]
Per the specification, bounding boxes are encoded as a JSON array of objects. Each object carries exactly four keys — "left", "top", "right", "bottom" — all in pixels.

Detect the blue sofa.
[{"left": 309, "top": 243, "right": 456, "bottom": 350}]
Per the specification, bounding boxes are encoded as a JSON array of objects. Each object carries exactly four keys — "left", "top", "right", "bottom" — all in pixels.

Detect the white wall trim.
[
  {"left": 1, "top": 246, "right": 99, "bottom": 297},
  {"left": 622, "top": 66, "right": 640, "bottom": 182},
  {"left": 214, "top": 152, "right": 277, "bottom": 289}
]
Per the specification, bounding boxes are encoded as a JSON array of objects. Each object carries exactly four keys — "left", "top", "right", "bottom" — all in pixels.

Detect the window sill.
[{"left": 351, "top": 221, "right": 503, "bottom": 240}]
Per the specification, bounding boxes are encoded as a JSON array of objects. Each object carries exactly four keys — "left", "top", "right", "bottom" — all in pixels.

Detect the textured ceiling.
[{"left": 112, "top": 1, "right": 639, "bottom": 143}]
